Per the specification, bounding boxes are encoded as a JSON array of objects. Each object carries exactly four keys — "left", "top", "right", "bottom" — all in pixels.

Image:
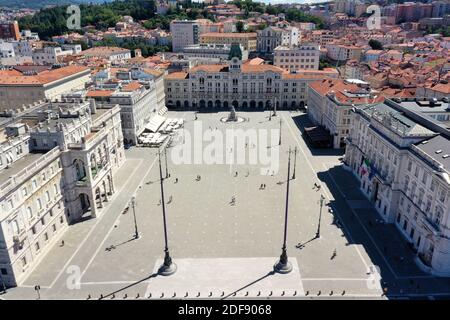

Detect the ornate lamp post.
[
  {"left": 316, "top": 195, "right": 325, "bottom": 239},
  {"left": 274, "top": 147, "right": 293, "bottom": 274},
  {"left": 292, "top": 147, "right": 297, "bottom": 179},
  {"left": 157, "top": 150, "right": 177, "bottom": 276},
  {"left": 0, "top": 272, "right": 6, "bottom": 294},
  {"left": 278, "top": 118, "right": 282, "bottom": 146},
  {"left": 130, "top": 196, "right": 139, "bottom": 239},
  {"left": 164, "top": 146, "right": 169, "bottom": 179},
  {"left": 273, "top": 97, "right": 277, "bottom": 117}
]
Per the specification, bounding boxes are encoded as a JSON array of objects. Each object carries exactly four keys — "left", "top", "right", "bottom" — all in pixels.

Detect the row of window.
[{"left": 21, "top": 216, "right": 64, "bottom": 268}]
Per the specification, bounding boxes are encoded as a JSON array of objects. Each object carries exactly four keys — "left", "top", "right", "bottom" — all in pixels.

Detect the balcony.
[{"left": 75, "top": 176, "right": 88, "bottom": 187}]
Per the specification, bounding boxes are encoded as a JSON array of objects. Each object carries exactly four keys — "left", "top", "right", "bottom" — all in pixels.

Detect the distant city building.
[
  {"left": 0, "top": 65, "right": 91, "bottom": 111},
  {"left": 200, "top": 32, "right": 257, "bottom": 52},
  {"left": 81, "top": 46, "right": 131, "bottom": 62},
  {"left": 0, "top": 21, "right": 20, "bottom": 41},
  {"left": 310, "top": 30, "right": 335, "bottom": 46},
  {"left": 32, "top": 44, "right": 81, "bottom": 65},
  {"left": 257, "top": 26, "right": 299, "bottom": 53},
  {"left": 170, "top": 20, "right": 201, "bottom": 52},
  {"left": 326, "top": 43, "right": 364, "bottom": 62},
  {"left": 307, "top": 78, "right": 384, "bottom": 148},
  {"left": 273, "top": 44, "right": 320, "bottom": 72},
  {"left": 180, "top": 43, "right": 248, "bottom": 61}
]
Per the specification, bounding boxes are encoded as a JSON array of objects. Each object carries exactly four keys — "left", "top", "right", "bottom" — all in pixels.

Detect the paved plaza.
[{"left": 3, "top": 111, "right": 450, "bottom": 300}]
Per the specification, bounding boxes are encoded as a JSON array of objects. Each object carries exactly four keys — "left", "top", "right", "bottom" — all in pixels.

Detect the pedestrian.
[
  {"left": 331, "top": 249, "right": 337, "bottom": 259},
  {"left": 61, "top": 240, "right": 65, "bottom": 247},
  {"left": 317, "top": 185, "right": 321, "bottom": 191},
  {"left": 175, "top": 178, "right": 178, "bottom": 183}
]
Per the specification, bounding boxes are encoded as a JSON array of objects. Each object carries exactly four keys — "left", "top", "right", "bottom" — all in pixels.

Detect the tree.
[
  {"left": 236, "top": 20, "right": 244, "bottom": 33},
  {"left": 369, "top": 39, "right": 383, "bottom": 50}
]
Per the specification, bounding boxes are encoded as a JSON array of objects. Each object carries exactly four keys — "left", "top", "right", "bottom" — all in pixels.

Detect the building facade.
[
  {"left": 180, "top": 43, "right": 249, "bottom": 61},
  {"left": 0, "top": 98, "right": 125, "bottom": 287},
  {"left": 273, "top": 44, "right": 320, "bottom": 72},
  {"left": 170, "top": 20, "right": 201, "bottom": 52},
  {"left": 0, "top": 65, "right": 91, "bottom": 111},
  {"left": 344, "top": 98, "right": 450, "bottom": 276},
  {"left": 164, "top": 57, "right": 338, "bottom": 110},
  {"left": 307, "top": 78, "right": 384, "bottom": 148},
  {"left": 200, "top": 32, "right": 257, "bottom": 52},
  {"left": 256, "top": 26, "right": 300, "bottom": 53}
]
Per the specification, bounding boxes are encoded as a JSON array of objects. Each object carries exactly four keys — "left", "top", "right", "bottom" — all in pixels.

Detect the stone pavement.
[{"left": 2, "top": 111, "right": 450, "bottom": 300}]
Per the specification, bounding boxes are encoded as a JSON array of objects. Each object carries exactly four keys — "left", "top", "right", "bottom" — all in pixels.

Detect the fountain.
[{"left": 220, "top": 104, "right": 245, "bottom": 123}]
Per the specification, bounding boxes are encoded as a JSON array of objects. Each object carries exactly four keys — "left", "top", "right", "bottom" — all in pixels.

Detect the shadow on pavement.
[
  {"left": 315, "top": 164, "right": 444, "bottom": 298},
  {"left": 291, "top": 113, "right": 345, "bottom": 157},
  {"left": 222, "top": 271, "right": 276, "bottom": 300},
  {"left": 100, "top": 273, "right": 159, "bottom": 299}
]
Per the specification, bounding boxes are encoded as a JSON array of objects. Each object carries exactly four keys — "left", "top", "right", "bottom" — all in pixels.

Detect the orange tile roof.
[
  {"left": 122, "top": 81, "right": 143, "bottom": 92},
  {"left": 282, "top": 69, "right": 338, "bottom": 79},
  {"left": 86, "top": 90, "right": 114, "bottom": 98},
  {"left": 190, "top": 64, "right": 229, "bottom": 73},
  {"left": 0, "top": 70, "right": 22, "bottom": 76},
  {"left": 244, "top": 57, "right": 264, "bottom": 65},
  {"left": 241, "top": 64, "right": 284, "bottom": 73},
  {"left": 0, "top": 65, "right": 90, "bottom": 86},
  {"left": 309, "top": 78, "right": 384, "bottom": 105},
  {"left": 82, "top": 46, "right": 131, "bottom": 57},
  {"left": 426, "top": 82, "right": 450, "bottom": 94},
  {"left": 379, "top": 87, "right": 416, "bottom": 98},
  {"left": 165, "top": 72, "right": 188, "bottom": 80},
  {"left": 200, "top": 32, "right": 257, "bottom": 38}
]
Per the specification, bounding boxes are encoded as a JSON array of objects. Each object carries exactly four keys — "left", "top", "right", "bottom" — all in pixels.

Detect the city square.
[{"left": 2, "top": 110, "right": 449, "bottom": 300}]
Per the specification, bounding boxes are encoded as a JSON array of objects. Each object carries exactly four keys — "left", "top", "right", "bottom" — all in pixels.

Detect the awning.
[{"left": 145, "top": 114, "right": 167, "bottom": 133}]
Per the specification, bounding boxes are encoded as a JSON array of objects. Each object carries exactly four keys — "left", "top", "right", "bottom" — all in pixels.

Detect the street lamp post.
[
  {"left": 0, "top": 272, "right": 7, "bottom": 294},
  {"left": 278, "top": 118, "right": 282, "bottom": 146},
  {"left": 34, "top": 285, "right": 41, "bottom": 300},
  {"left": 157, "top": 150, "right": 177, "bottom": 276},
  {"left": 269, "top": 103, "right": 272, "bottom": 121},
  {"left": 164, "top": 146, "right": 169, "bottom": 179},
  {"left": 274, "top": 147, "right": 293, "bottom": 274},
  {"left": 273, "top": 98, "right": 277, "bottom": 117},
  {"left": 130, "top": 196, "right": 139, "bottom": 239},
  {"left": 292, "top": 147, "right": 297, "bottom": 180},
  {"left": 316, "top": 195, "right": 325, "bottom": 239}
]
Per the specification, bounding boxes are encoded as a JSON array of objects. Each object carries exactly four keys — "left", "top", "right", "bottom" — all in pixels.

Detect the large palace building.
[{"left": 164, "top": 57, "right": 338, "bottom": 110}]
